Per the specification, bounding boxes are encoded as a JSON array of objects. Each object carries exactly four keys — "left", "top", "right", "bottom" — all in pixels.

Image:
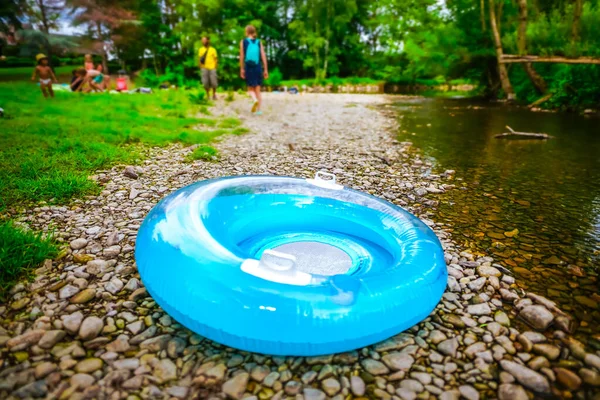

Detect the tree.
[
  {"left": 571, "top": 0, "right": 583, "bottom": 44},
  {"left": 1, "top": 0, "right": 25, "bottom": 55},
  {"left": 516, "top": 0, "right": 547, "bottom": 93},
  {"left": 24, "top": 0, "right": 63, "bottom": 66},
  {"left": 68, "top": 0, "right": 136, "bottom": 73},
  {"left": 489, "top": 0, "right": 515, "bottom": 100}
]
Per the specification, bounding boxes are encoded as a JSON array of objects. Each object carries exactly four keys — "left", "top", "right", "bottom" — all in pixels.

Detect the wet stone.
[
  {"left": 381, "top": 353, "right": 414, "bottom": 371},
  {"left": 304, "top": 388, "right": 326, "bottom": 400},
  {"left": 438, "top": 337, "right": 459, "bottom": 357},
  {"left": 361, "top": 359, "right": 390, "bottom": 375},
  {"left": 532, "top": 343, "right": 560, "bottom": 360},
  {"left": 500, "top": 360, "right": 551, "bottom": 394},
  {"left": 478, "top": 265, "right": 501, "bottom": 277},
  {"left": 71, "top": 373, "right": 95, "bottom": 388},
  {"left": 467, "top": 303, "right": 492, "bottom": 315},
  {"left": 75, "top": 358, "right": 103, "bottom": 373},
  {"left": 321, "top": 378, "right": 341, "bottom": 396},
  {"left": 38, "top": 330, "right": 66, "bottom": 349},
  {"left": 285, "top": 380, "right": 302, "bottom": 395},
  {"left": 519, "top": 305, "right": 554, "bottom": 331},
  {"left": 553, "top": 367, "right": 581, "bottom": 390},
  {"left": 79, "top": 316, "right": 103, "bottom": 340},
  {"left": 70, "top": 288, "right": 96, "bottom": 304},
  {"left": 301, "top": 370, "right": 317, "bottom": 384},
  {"left": 374, "top": 333, "right": 414, "bottom": 352},
  {"left": 251, "top": 365, "right": 270, "bottom": 382},
  {"left": 70, "top": 238, "right": 88, "bottom": 250},
  {"left": 59, "top": 284, "right": 80, "bottom": 299},
  {"left": 459, "top": 385, "right": 479, "bottom": 400},
  {"left": 140, "top": 334, "right": 171, "bottom": 352},
  {"left": 106, "top": 334, "right": 130, "bottom": 353},
  {"left": 350, "top": 376, "right": 365, "bottom": 396},
  {"left": 153, "top": 358, "right": 177, "bottom": 383},
  {"left": 498, "top": 384, "right": 528, "bottom": 400},
  {"left": 579, "top": 368, "right": 600, "bottom": 386},
  {"left": 7, "top": 329, "right": 45, "bottom": 351},
  {"left": 400, "top": 379, "right": 424, "bottom": 392}
]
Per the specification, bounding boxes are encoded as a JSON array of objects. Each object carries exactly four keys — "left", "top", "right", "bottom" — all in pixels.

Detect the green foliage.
[
  {"left": 6, "top": 0, "right": 598, "bottom": 109},
  {"left": 0, "top": 82, "right": 228, "bottom": 209},
  {"left": 188, "top": 89, "right": 208, "bottom": 105},
  {"left": 0, "top": 221, "right": 58, "bottom": 299},
  {"left": 218, "top": 118, "right": 242, "bottom": 129},
  {"left": 225, "top": 90, "right": 235, "bottom": 102},
  {"left": 265, "top": 67, "right": 283, "bottom": 87},
  {"left": 187, "top": 145, "right": 219, "bottom": 161}
]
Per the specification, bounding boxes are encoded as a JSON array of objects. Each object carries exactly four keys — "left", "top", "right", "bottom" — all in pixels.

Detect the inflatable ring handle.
[
  {"left": 241, "top": 250, "right": 313, "bottom": 286},
  {"left": 260, "top": 249, "right": 296, "bottom": 271},
  {"left": 307, "top": 170, "right": 343, "bottom": 190}
]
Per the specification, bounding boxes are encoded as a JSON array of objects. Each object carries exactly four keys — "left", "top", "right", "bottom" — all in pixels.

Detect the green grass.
[
  {"left": 0, "top": 221, "right": 58, "bottom": 300},
  {"left": 0, "top": 81, "right": 246, "bottom": 296},
  {"left": 186, "top": 145, "right": 219, "bottom": 161},
  {"left": 218, "top": 117, "right": 242, "bottom": 129},
  {"left": 0, "top": 82, "right": 239, "bottom": 210},
  {"left": 0, "top": 65, "right": 79, "bottom": 82}
]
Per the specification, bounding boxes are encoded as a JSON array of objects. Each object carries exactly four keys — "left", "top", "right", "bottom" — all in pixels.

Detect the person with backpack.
[
  {"left": 199, "top": 36, "right": 218, "bottom": 100},
  {"left": 240, "top": 25, "right": 268, "bottom": 115}
]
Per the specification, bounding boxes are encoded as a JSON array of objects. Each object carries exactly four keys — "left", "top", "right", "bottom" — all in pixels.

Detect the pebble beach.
[{"left": 1, "top": 93, "right": 599, "bottom": 400}]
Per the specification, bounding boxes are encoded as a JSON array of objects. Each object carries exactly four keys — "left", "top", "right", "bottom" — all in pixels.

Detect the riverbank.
[{"left": 0, "top": 93, "right": 598, "bottom": 399}]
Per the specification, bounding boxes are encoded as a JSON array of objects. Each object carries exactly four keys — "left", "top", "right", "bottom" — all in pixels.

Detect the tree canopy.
[{"left": 9, "top": 0, "right": 600, "bottom": 108}]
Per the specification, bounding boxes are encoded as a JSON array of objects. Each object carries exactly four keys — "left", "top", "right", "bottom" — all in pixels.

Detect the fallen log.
[
  {"left": 494, "top": 125, "right": 553, "bottom": 139},
  {"left": 500, "top": 55, "right": 600, "bottom": 64},
  {"left": 528, "top": 93, "right": 553, "bottom": 108}
]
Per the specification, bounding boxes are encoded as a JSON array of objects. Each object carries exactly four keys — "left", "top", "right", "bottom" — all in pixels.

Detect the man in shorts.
[{"left": 198, "top": 36, "right": 218, "bottom": 100}]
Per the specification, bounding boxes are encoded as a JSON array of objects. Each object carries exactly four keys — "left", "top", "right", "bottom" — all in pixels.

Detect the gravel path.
[{"left": 1, "top": 93, "right": 599, "bottom": 400}]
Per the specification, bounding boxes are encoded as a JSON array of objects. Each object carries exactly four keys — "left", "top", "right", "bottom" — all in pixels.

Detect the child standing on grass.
[
  {"left": 31, "top": 54, "right": 57, "bottom": 98},
  {"left": 239, "top": 25, "right": 268, "bottom": 115}
]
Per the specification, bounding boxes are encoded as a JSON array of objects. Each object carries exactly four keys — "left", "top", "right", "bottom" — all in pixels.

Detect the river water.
[{"left": 392, "top": 98, "right": 600, "bottom": 344}]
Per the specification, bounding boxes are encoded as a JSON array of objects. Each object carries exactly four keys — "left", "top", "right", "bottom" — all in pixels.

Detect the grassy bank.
[
  {"left": 0, "top": 221, "right": 58, "bottom": 300},
  {"left": 0, "top": 81, "right": 241, "bottom": 295},
  {"left": 0, "top": 82, "right": 238, "bottom": 210},
  {"left": 0, "top": 65, "right": 79, "bottom": 82}
]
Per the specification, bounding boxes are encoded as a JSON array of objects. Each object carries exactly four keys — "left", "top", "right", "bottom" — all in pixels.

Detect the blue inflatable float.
[{"left": 135, "top": 172, "right": 447, "bottom": 356}]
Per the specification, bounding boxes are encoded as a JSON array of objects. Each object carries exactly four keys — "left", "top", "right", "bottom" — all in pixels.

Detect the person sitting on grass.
[
  {"left": 70, "top": 68, "right": 87, "bottom": 92},
  {"left": 83, "top": 54, "right": 105, "bottom": 92},
  {"left": 31, "top": 54, "right": 57, "bottom": 98}
]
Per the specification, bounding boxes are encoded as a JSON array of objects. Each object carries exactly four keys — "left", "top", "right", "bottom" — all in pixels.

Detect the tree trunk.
[
  {"left": 95, "top": 22, "right": 109, "bottom": 74},
  {"left": 517, "top": 0, "right": 547, "bottom": 93},
  {"left": 36, "top": 0, "right": 54, "bottom": 68},
  {"left": 322, "top": 1, "right": 331, "bottom": 79},
  {"left": 480, "top": 0, "right": 487, "bottom": 31},
  {"left": 489, "top": 0, "right": 516, "bottom": 100},
  {"left": 571, "top": 0, "right": 583, "bottom": 44}
]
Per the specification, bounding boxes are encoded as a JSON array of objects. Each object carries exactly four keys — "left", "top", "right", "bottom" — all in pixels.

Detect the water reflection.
[{"left": 393, "top": 98, "right": 600, "bottom": 341}]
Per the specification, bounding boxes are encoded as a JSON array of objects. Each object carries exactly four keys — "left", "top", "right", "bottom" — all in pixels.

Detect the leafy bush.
[
  {"left": 265, "top": 67, "right": 283, "bottom": 87},
  {"left": 0, "top": 56, "right": 34, "bottom": 68}
]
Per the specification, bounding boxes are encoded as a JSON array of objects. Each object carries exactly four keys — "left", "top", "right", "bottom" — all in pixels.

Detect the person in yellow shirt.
[{"left": 198, "top": 36, "right": 218, "bottom": 100}]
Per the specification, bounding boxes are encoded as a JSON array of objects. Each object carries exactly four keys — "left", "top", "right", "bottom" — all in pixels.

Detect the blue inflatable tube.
[{"left": 135, "top": 172, "right": 447, "bottom": 356}]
